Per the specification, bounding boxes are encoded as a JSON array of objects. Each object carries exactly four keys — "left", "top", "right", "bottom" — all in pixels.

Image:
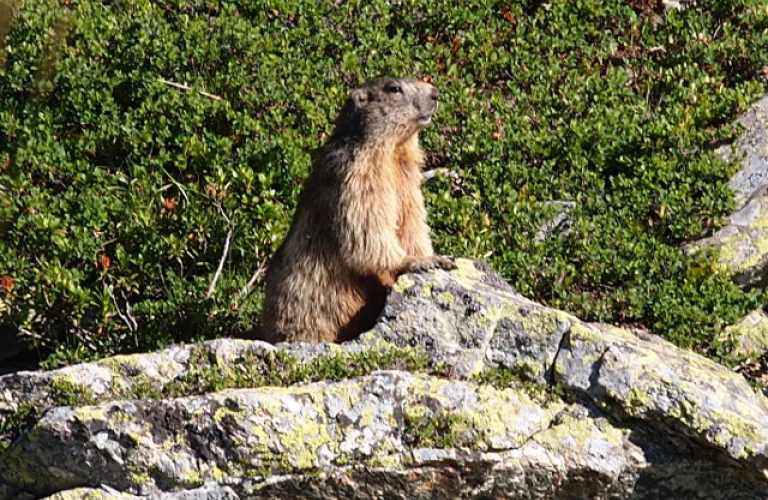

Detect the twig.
[
  {"left": 205, "top": 227, "right": 234, "bottom": 299},
  {"left": 234, "top": 255, "right": 269, "bottom": 306},
  {"left": 18, "top": 327, "right": 36, "bottom": 340},
  {"left": 205, "top": 203, "right": 234, "bottom": 299},
  {"left": 175, "top": 256, "right": 187, "bottom": 279},
  {"left": 107, "top": 286, "right": 138, "bottom": 345},
  {"left": 160, "top": 167, "right": 190, "bottom": 203},
  {"left": 157, "top": 78, "right": 223, "bottom": 101},
  {"left": 120, "top": 290, "right": 138, "bottom": 347}
]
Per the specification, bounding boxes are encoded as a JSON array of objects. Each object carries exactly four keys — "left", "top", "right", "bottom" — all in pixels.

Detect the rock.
[
  {"left": 1, "top": 259, "right": 768, "bottom": 499},
  {"left": 534, "top": 201, "right": 576, "bottom": 241},
  {"left": 367, "top": 260, "right": 768, "bottom": 469},
  {"left": 688, "top": 94, "right": 768, "bottom": 289},
  {"left": 721, "top": 307, "right": 768, "bottom": 359},
  {"left": 686, "top": 95, "right": 768, "bottom": 379},
  {"left": 718, "top": 308, "right": 768, "bottom": 390},
  {"left": 688, "top": 188, "right": 768, "bottom": 289},
  {"left": 723, "top": 95, "right": 768, "bottom": 206},
  {"left": 39, "top": 484, "right": 238, "bottom": 500},
  {"left": 0, "top": 371, "right": 635, "bottom": 499}
]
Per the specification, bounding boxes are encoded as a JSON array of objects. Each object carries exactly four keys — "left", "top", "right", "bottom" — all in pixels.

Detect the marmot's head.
[{"left": 334, "top": 77, "right": 439, "bottom": 145}]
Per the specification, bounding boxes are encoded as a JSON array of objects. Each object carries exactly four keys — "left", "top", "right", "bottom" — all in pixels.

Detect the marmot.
[{"left": 259, "top": 77, "right": 455, "bottom": 343}]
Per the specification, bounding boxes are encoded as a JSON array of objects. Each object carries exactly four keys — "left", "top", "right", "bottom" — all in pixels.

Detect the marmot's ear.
[{"left": 351, "top": 88, "right": 370, "bottom": 108}]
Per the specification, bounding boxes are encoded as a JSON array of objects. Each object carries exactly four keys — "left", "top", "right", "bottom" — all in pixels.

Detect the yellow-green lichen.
[
  {"left": 366, "top": 452, "right": 403, "bottom": 468},
  {"left": 533, "top": 413, "right": 625, "bottom": 453},
  {"left": 705, "top": 410, "right": 762, "bottom": 457},
  {"left": 209, "top": 465, "right": 231, "bottom": 480},
  {"left": 392, "top": 273, "right": 416, "bottom": 293},
  {"left": 470, "top": 297, "right": 569, "bottom": 358},
  {"left": 404, "top": 377, "right": 562, "bottom": 451},
  {"left": 161, "top": 431, "right": 190, "bottom": 454},
  {"left": 721, "top": 309, "right": 768, "bottom": 357},
  {"left": 567, "top": 321, "right": 604, "bottom": 346},
  {"left": 668, "top": 398, "right": 701, "bottom": 427},
  {"left": 207, "top": 386, "right": 345, "bottom": 472},
  {"left": 666, "top": 399, "right": 764, "bottom": 458},
  {"left": 126, "top": 469, "right": 152, "bottom": 488},
  {"left": 357, "top": 399, "right": 385, "bottom": 428},
  {"left": 624, "top": 388, "right": 653, "bottom": 413},
  {"left": 280, "top": 411, "right": 334, "bottom": 470},
  {"left": 41, "top": 487, "right": 136, "bottom": 500},
  {"left": 212, "top": 402, "right": 246, "bottom": 422},
  {"left": 174, "top": 466, "right": 203, "bottom": 488},
  {"left": 72, "top": 404, "right": 107, "bottom": 424},
  {"left": 711, "top": 232, "right": 746, "bottom": 268},
  {"left": 450, "top": 259, "right": 508, "bottom": 295},
  {"left": 471, "top": 384, "right": 564, "bottom": 448},
  {"left": 245, "top": 423, "right": 275, "bottom": 459},
  {"left": 712, "top": 229, "right": 768, "bottom": 277},
  {"left": 754, "top": 232, "right": 768, "bottom": 257}
]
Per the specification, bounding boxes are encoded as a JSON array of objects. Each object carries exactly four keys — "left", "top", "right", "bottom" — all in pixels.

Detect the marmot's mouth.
[{"left": 418, "top": 115, "right": 433, "bottom": 125}]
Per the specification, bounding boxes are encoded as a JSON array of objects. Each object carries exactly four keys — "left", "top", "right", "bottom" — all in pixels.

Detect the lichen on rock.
[{"left": 2, "top": 258, "right": 768, "bottom": 499}]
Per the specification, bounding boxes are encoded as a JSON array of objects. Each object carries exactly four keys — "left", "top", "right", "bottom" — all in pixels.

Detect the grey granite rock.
[
  {"left": 689, "top": 94, "right": 768, "bottom": 289},
  {"left": 2, "top": 259, "right": 768, "bottom": 499},
  {"left": 724, "top": 95, "right": 768, "bottom": 206}
]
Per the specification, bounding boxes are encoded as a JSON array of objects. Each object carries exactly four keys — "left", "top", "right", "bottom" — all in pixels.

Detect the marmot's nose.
[{"left": 430, "top": 87, "right": 440, "bottom": 102}]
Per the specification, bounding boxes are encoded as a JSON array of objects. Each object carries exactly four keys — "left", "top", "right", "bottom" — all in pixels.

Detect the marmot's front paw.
[{"left": 431, "top": 255, "right": 457, "bottom": 271}]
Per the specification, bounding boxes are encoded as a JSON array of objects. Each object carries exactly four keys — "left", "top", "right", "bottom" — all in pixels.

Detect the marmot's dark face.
[{"left": 345, "top": 77, "right": 439, "bottom": 144}]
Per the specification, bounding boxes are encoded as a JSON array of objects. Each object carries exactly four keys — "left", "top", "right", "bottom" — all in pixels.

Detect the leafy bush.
[{"left": 1, "top": 0, "right": 766, "bottom": 367}]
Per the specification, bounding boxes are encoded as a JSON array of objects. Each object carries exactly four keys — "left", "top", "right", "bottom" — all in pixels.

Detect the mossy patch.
[
  {"left": 402, "top": 408, "right": 464, "bottom": 449},
  {"left": 49, "top": 375, "right": 99, "bottom": 407},
  {"left": 472, "top": 366, "right": 549, "bottom": 403}
]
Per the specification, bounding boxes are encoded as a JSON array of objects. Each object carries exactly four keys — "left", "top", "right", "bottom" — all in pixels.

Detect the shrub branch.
[
  {"left": 234, "top": 255, "right": 268, "bottom": 307},
  {"left": 157, "top": 78, "right": 223, "bottom": 101},
  {"left": 205, "top": 203, "right": 234, "bottom": 299},
  {"left": 108, "top": 287, "right": 138, "bottom": 346}
]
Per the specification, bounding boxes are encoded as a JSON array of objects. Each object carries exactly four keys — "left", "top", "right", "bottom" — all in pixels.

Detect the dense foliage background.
[{"left": 1, "top": 0, "right": 767, "bottom": 367}]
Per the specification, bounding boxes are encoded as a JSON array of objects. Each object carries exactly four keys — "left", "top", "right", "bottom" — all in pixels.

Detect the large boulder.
[{"left": 1, "top": 259, "right": 767, "bottom": 500}]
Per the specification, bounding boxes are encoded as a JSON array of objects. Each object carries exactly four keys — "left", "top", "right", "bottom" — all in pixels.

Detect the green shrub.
[{"left": 0, "top": 0, "right": 766, "bottom": 367}]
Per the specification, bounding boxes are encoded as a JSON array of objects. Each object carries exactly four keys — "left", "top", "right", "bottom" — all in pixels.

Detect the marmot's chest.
[{"left": 394, "top": 168, "right": 419, "bottom": 240}]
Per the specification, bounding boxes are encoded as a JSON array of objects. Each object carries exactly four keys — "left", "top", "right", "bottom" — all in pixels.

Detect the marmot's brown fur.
[{"left": 259, "top": 77, "right": 455, "bottom": 343}]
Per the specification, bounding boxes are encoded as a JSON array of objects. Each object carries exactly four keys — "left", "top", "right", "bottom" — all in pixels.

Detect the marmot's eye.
[{"left": 385, "top": 85, "right": 403, "bottom": 94}]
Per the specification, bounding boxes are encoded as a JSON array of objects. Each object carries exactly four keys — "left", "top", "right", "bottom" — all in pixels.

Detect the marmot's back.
[{"left": 259, "top": 77, "right": 454, "bottom": 344}]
